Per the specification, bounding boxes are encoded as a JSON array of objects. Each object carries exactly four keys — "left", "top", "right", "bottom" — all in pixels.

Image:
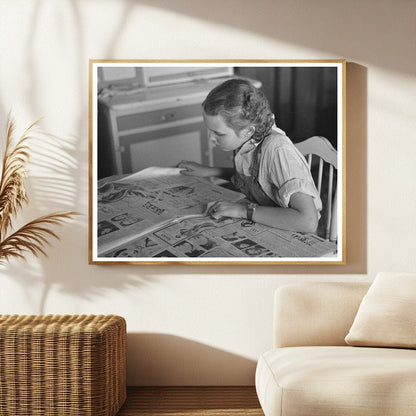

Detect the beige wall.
[{"left": 0, "top": 0, "right": 415, "bottom": 385}]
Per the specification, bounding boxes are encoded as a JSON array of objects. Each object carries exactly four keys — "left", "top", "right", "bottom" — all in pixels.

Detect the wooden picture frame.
[{"left": 89, "top": 60, "right": 346, "bottom": 265}]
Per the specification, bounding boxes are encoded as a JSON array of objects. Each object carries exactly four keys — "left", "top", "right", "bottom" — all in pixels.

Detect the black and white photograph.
[{"left": 89, "top": 60, "right": 345, "bottom": 264}]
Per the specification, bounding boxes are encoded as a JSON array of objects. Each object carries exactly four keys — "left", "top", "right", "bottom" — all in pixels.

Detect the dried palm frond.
[
  {"left": 0, "top": 212, "right": 79, "bottom": 265},
  {"left": 0, "top": 115, "right": 79, "bottom": 265},
  {"left": 0, "top": 117, "right": 37, "bottom": 239}
]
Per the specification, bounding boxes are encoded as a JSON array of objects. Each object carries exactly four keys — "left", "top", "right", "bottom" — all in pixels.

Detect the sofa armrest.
[{"left": 273, "top": 282, "right": 370, "bottom": 348}]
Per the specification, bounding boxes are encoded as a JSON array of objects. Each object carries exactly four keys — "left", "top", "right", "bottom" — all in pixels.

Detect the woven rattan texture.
[{"left": 0, "top": 314, "right": 126, "bottom": 416}]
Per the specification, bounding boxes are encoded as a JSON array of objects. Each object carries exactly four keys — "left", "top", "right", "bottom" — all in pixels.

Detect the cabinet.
[{"left": 98, "top": 78, "right": 231, "bottom": 178}]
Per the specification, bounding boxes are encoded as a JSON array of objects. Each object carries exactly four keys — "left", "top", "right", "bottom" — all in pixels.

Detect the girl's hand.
[
  {"left": 207, "top": 201, "right": 246, "bottom": 220},
  {"left": 177, "top": 161, "right": 214, "bottom": 177}
]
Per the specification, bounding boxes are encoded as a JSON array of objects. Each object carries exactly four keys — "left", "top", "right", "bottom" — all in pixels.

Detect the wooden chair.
[{"left": 295, "top": 136, "right": 338, "bottom": 241}]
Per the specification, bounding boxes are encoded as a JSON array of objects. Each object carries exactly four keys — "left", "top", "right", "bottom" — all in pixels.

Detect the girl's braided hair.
[{"left": 202, "top": 78, "right": 275, "bottom": 142}]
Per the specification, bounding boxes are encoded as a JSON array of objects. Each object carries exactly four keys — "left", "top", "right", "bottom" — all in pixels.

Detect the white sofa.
[{"left": 255, "top": 281, "right": 416, "bottom": 416}]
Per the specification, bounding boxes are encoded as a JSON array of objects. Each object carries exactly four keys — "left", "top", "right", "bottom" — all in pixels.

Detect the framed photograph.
[{"left": 89, "top": 60, "right": 345, "bottom": 265}]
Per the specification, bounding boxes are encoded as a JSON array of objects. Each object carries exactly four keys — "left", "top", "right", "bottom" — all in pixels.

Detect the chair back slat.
[
  {"left": 317, "top": 158, "right": 324, "bottom": 194},
  {"left": 326, "top": 165, "right": 334, "bottom": 240},
  {"left": 295, "top": 136, "right": 337, "bottom": 241},
  {"left": 329, "top": 188, "right": 338, "bottom": 242},
  {"left": 307, "top": 153, "right": 312, "bottom": 169}
]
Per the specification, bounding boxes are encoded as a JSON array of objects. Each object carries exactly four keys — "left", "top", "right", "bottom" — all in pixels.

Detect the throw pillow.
[{"left": 345, "top": 272, "right": 416, "bottom": 348}]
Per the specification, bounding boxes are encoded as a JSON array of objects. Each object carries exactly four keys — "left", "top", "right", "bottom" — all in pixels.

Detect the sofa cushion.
[
  {"left": 274, "top": 282, "right": 370, "bottom": 348},
  {"left": 345, "top": 272, "right": 416, "bottom": 348},
  {"left": 255, "top": 346, "right": 416, "bottom": 416}
]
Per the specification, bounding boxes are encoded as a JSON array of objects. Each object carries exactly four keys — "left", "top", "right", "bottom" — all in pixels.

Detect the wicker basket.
[{"left": 0, "top": 314, "right": 126, "bottom": 416}]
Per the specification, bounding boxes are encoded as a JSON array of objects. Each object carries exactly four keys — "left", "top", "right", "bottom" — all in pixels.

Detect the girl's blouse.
[{"left": 233, "top": 127, "right": 322, "bottom": 212}]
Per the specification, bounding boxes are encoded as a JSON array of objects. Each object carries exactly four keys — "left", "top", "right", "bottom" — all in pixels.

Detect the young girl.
[{"left": 177, "top": 78, "right": 322, "bottom": 233}]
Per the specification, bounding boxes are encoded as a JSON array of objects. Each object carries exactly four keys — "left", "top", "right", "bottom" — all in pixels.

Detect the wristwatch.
[{"left": 246, "top": 203, "right": 258, "bottom": 222}]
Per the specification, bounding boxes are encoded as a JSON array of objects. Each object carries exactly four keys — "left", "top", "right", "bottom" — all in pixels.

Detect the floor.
[{"left": 116, "top": 386, "right": 264, "bottom": 416}]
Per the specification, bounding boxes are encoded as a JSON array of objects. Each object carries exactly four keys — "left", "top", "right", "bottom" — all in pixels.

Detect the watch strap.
[{"left": 246, "top": 203, "right": 257, "bottom": 222}]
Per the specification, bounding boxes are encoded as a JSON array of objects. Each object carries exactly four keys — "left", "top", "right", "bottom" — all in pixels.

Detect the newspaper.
[{"left": 97, "top": 167, "right": 337, "bottom": 259}]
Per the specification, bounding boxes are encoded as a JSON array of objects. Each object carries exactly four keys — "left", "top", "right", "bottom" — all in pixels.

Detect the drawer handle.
[{"left": 160, "top": 113, "right": 175, "bottom": 122}]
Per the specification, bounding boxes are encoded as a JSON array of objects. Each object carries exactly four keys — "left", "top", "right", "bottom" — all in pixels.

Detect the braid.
[{"left": 203, "top": 78, "right": 274, "bottom": 142}]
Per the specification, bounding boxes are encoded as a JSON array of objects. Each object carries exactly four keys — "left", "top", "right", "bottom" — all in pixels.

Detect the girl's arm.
[
  {"left": 177, "top": 160, "right": 234, "bottom": 180},
  {"left": 252, "top": 192, "right": 319, "bottom": 233},
  {"left": 208, "top": 192, "right": 319, "bottom": 234}
]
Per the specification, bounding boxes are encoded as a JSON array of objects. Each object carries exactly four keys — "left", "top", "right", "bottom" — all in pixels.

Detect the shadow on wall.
[
  {"left": 127, "top": 333, "right": 257, "bottom": 386},
  {"left": 1, "top": 260, "right": 155, "bottom": 315},
  {"left": 134, "top": 0, "right": 413, "bottom": 76},
  {"left": 0, "top": 1, "right": 88, "bottom": 307},
  {"left": 0, "top": 2, "right": 148, "bottom": 309}
]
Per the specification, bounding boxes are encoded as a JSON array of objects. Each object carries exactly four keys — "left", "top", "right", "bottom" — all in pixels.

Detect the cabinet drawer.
[{"left": 116, "top": 104, "right": 202, "bottom": 131}]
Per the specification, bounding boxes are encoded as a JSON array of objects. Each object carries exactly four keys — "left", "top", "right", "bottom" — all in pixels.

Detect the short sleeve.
[
  {"left": 277, "top": 177, "right": 322, "bottom": 208},
  {"left": 259, "top": 141, "right": 322, "bottom": 211}
]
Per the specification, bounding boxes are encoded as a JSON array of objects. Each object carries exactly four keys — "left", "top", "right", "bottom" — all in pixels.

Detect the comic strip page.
[
  {"left": 96, "top": 167, "right": 337, "bottom": 260},
  {"left": 102, "top": 215, "right": 337, "bottom": 259},
  {"left": 97, "top": 168, "right": 245, "bottom": 256}
]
